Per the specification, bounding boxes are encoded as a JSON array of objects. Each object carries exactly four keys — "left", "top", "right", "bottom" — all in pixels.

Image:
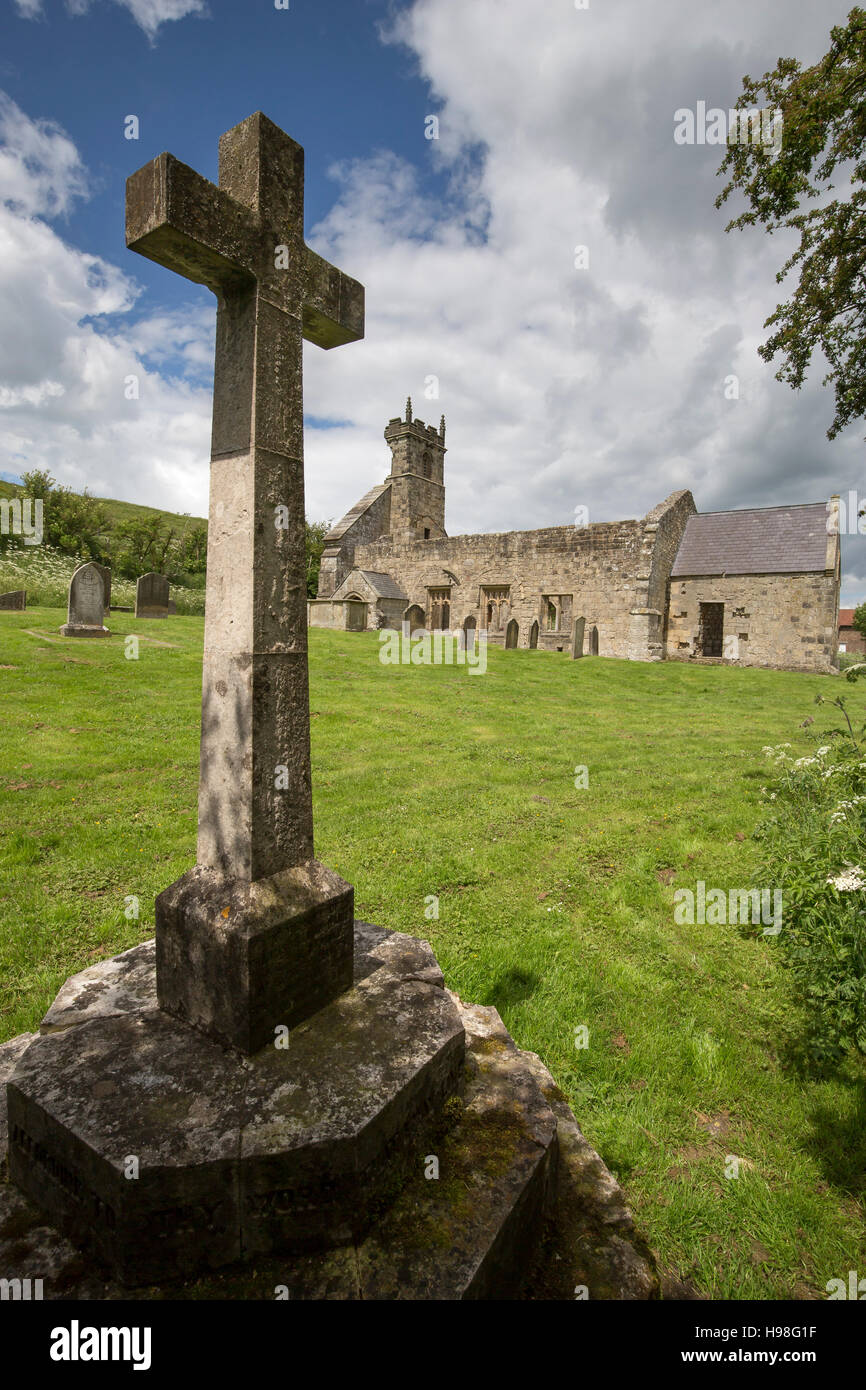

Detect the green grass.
[{"left": 0, "top": 613, "right": 863, "bottom": 1299}]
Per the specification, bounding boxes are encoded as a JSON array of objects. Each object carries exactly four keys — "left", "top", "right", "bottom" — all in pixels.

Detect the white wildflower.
[{"left": 827, "top": 865, "right": 866, "bottom": 892}]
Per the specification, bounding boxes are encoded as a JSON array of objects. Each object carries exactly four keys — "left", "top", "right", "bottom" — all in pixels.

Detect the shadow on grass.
[
  {"left": 803, "top": 1078, "right": 866, "bottom": 1196},
  {"left": 483, "top": 966, "right": 540, "bottom": 1015}
]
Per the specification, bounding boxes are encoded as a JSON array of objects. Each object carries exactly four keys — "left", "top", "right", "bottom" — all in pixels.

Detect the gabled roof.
[
  {"left": 332, "top": 569, "right": 407, "bottom": 602},
  {"left": 357, "top": 570, "right": 406, "bottom": 599},
  {"left": 671, "top": 503, "right": 830, "bottom": 578},
  {"left": 323, "top": 483, "right": 390, "bottom": 544}
]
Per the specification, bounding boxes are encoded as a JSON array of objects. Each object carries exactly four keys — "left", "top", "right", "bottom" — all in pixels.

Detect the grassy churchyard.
[{"left": 0, "top": 609, "right": 863, "bottom": 1300}]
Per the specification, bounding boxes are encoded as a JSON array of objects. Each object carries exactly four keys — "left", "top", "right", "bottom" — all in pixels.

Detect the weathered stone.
[
  {"left": 313, "top": 408, "right": 840, "bottom": 672},
  {"left": 6, "top": 926, "right": 465, "bottom": 1286},
  {"left": 0, "top": 1034, "right": 35, "bottom": 1176},
  {"left": 572, "top": 615, "right": 586, "bottom": 658},
  {"left": 124, "top": 114, "right": 368, "bottom": 1048},
  {"left": 357, "top": 995, "right": 558, "bottom": 1299},
  {"left": 0, "top": 950, "right": 662, "bottom": 1299},
  {"left": 94, "top": 563, "right": 111, "bottom": 613},
  {"left": 59, "top": 563, "right": 109, "bottom": 638},
  {"left": 518, "top": 1048, "right": 659, "bottom": 1300},
  {"left": 40, "top": 941, "right": 157, "bottom": 1034},
  {"left": 0, "top": 590, "right": 25, "bottom": 611},
  {"left": 155, "top": 862, "right": 354, "bottom": 1052},
  {"left": 134, "top": 572, "right": 169, "bottom": 619}
]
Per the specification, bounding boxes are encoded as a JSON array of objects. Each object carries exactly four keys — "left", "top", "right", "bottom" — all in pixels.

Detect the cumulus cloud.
[
  {"left": 5, "top": 1, "right": 866, "bottom": 602},
  {"left": 14, "top": 0, "right": 205, "bottom": 41},
  {"left": 300, "top": 0, "right": 866, "bottom": 603},
  {"left": 0, "top": 94, "right": 212, "bottom": 514}
]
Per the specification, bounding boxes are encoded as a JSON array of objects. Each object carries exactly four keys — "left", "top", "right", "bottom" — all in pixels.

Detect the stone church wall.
[
  {"left": 354, "top": 520, "right": 648, "bottom": 657},
  {"left": 317, "top": 486, "right": 392, "bottom": 598},
  {"left": 665, "top": 572, "right": 839, "bottom": 672}
]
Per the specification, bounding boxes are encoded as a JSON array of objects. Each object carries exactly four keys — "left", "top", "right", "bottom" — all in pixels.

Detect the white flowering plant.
[{"left": 755, "top": 722, "right": 866, "bottom": 1065}]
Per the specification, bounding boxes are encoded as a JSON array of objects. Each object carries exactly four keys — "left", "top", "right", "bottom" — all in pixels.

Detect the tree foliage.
[
  {"left": 18, "top": 469, "right": 108, "bottom": 559},
  {"left": 716, "top": 7, "right": 866, "bottom": 438},
  {"left": 305, "top": 518, "right": 331, "bottom": 598}
]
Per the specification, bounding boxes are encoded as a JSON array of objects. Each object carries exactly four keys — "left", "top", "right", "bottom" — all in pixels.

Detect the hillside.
[{"left": 0, "top": 478, "right": 207, "bottom": 532}]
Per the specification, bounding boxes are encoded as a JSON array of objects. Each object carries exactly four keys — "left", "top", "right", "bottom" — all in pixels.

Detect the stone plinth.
[
  {"left": 6, "top": 924, "right": 465, "bottom": 1286},
  {"left": 0, "top": 943, "right": 661, "bottom": 1299},
  {"left": 155, "top": 860, "right": 354, "bottom": 1052}
]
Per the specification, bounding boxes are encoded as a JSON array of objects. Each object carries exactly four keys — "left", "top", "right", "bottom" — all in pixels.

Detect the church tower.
[{"left": 384, "top": 398, "right": 447, "bottom": 543}]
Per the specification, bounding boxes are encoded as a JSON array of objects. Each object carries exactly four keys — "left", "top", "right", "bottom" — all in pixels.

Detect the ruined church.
[{"left": 309, "top": 400, "right": 840, "bottom": 673}]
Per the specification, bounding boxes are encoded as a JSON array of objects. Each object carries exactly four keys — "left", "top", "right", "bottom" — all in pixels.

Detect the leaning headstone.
[
  {"left": 0, "top": 590, "right": 25, "bottom": 611},
  {"left": 94, "top": 563, "right": 111, "bottom": 614},
  {"left": 59, "top": 563, "right": 109, "bottom": 638},
  {"left": 572, "top": 616, "right": 586, "bottom": 658},
  {"left": 135, "top": 572, "right": 169, "bottom": 619},
  {"left": 166, "top": 598, "right": 177, "bottom": 614}
]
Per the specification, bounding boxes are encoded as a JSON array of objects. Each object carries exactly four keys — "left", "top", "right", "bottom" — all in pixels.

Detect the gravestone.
[
  {"left": 0, "top": 590, "right": 25, "bottom": 611},
  {"left": 572, "top": 616, "right": 585, "bottom": 658},
  {"left": 95, "top": 563, "right": 111, "bottom": 614},
  {"left": 59, "top": 563, "right": 109, "bottom": 638},
  {"left": 1, "top": 114, "right": 638, "bottom": 1298},
  {"left": 135, "top": 572, "right": 169, "bottom": 619}
]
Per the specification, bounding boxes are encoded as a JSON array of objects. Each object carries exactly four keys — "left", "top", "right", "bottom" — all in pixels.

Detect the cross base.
[
  {"left": 155, "top": 860, "right": 354, "bottom": 1053},
  {"left": 5, "top": 925, "right": 465, "bottom": 1287}
]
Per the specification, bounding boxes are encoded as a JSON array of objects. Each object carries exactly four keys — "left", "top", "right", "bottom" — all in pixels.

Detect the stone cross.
[{"left": 126, "top": 114, "right": 363, "bottom": 1051}]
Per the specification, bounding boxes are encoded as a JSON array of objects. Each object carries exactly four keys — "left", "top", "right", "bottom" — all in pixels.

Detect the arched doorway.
[
  {"left": 344, "top": 597, "right": 367, "bottom": 631},
  {"left": 529, "top": 620, "right": 539, "bottom": 650},
  {"left": 404, "top": 604, "right": 425, "bottom": 633},
  {"left": 505, "top": 618, "right": 519, "bottom": 649},
  {"left": 589, "top": 625, "right": 598, "bottom": 655}
]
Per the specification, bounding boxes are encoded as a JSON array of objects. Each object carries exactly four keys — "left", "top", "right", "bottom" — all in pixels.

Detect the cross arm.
[
  {"left": 303, "top": 248, "right": 365, "bottom": 349},
  {"left": 126, "top": 153, "right": 259, "bottom": 293}
]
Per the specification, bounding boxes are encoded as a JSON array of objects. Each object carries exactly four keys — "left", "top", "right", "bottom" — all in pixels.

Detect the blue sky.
[
  {"left": 3, "top": 0, "right": 443, "bottom": 313},
  {"left": 2, "top": 0, "right": 866, "bottom": 601}
]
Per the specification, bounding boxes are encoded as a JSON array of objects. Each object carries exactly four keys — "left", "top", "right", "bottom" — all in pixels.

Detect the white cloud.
[
  {"left": 301, "top": 0, "right": 865, "bottom": 610},
  {"left": 5, "top": 1, "right": 866, "bottom": 606},
  {"left": 0, "top": 93, "right": 89, "bottom": 216},
  {"left": 14, "top": 0, "right": 205, "bottom": 41},
  {"left": 0, "top": 94, "right": 212, "bottom": 514}
]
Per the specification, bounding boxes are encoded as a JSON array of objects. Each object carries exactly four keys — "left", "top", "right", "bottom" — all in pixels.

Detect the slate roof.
[
  {"left": 357, "top": 571, "right": 407, "bottom": 599},
  {"left": 671, "top": 503, "right": 829, "bottom": 578},
  {"left": 323, "top": 483, "right": 390, "bottom": 543}
]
